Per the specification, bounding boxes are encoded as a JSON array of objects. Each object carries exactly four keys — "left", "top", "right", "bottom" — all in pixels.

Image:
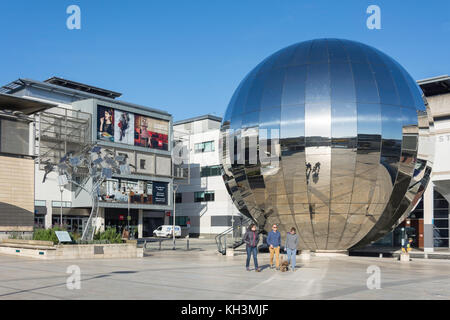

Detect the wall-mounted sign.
[
  {"left": 100, "top": 178, "right": 168, "bottom": 205},
  {"left": 153, "top": 182, "right": 168, "bottom": 205}
]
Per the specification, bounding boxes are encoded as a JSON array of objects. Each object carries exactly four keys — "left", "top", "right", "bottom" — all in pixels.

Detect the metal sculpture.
[{"left": 43, "top": 144, "right": 132, "bottom": 241}]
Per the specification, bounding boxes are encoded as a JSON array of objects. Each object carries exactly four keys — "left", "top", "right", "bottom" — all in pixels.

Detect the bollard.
[
  {"left": 400, "top": 252, "right": 410, "bottom": 262},
  {"left": 379, "top": 253, "right": 383, "bottom": 258},
  {"left": 159, "top": 240, "right": 162, "bottom": 251},
  {"left": 186, "top": 235, "right": 190, "bottom": 251}
]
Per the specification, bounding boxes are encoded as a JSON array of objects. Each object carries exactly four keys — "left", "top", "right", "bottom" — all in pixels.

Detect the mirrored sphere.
[{"left": 220, "top": 39, "right": 434, "bottom": 250}]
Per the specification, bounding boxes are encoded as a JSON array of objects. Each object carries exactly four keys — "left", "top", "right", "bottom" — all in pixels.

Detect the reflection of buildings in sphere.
[{"left": 220, "top": 38, "right": 433, "bottom": 251}]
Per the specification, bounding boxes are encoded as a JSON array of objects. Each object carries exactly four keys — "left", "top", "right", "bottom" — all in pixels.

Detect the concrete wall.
[
  {"left": 0, "top": 156, "right": 34, "bottom": 233},
  {"left": 0, "top": 243, "right": 143, "bottom": 260}
]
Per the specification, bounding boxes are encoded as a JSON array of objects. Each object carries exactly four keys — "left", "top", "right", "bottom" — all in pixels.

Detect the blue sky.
[{"left": 0, "top": 0, "right": 449, "bottom": 121}]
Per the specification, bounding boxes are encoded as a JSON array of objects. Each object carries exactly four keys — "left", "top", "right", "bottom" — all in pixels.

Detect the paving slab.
[{"left": 0, "top": 249, "right": 449, "bottom": 300}]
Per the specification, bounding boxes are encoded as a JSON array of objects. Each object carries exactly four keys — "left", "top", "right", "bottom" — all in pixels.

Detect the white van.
[{"left": 153, "top": 225, "right": 182, "bottom": 238}]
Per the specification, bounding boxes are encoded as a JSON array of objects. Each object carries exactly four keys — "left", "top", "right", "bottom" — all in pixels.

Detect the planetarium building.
[{"left": 220, "top": 39, "right": 434, "bottom": 251}]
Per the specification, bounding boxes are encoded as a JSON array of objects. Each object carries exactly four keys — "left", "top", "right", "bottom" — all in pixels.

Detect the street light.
[
  {"left": 57, "top": 174, "right": 68, "bottom": 228},
  {"left": 172, "top": 184, "right": 179, "bottom": 250}
]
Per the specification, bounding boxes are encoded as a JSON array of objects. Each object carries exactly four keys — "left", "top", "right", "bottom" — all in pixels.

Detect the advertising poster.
[
  {"left": 97, "top": 105, "right": 114, "bottom": 142},
  {"left": 114, "top": 110, "right": 135, "bottom": 145},
  {"left": 152, "top": 181, "right": 168, "bottom": 205},
  {"left": 134, "top": 115, "right": 169, "bottom": 150}
]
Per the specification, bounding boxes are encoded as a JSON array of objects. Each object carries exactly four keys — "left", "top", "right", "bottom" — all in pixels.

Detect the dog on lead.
[{"left": 279, "top": 255, "right": 289, "bottom": 272}]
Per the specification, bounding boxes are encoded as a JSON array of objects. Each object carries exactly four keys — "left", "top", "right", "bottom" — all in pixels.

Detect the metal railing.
[{"left": 215, "top": 216, "right": 254, "bottom": 255}]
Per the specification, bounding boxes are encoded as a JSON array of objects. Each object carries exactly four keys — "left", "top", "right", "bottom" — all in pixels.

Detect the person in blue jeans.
[
  {"left": 284, "top": 227, "right": 299, "bottom": 272},
  {"left": 267, "top": 224, "right": 281, "bottom": 270},
  {"left": 243, "top": 224, "right": 261, "bottom": 272}
]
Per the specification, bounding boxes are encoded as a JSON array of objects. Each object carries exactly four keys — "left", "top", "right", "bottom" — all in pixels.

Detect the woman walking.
[
  {"left": 284, "top": 227, "right": 299, "bottom": 272},
  {"left": 243, "top": 224, "right": 261, "bottom": 272}
]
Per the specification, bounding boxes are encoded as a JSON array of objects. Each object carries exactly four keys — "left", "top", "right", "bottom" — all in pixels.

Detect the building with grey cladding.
[{"left": 0, "top": 77, "right": 173, "bottom": 238}]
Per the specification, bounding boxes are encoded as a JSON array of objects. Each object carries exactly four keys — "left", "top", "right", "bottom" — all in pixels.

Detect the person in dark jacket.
[
  {"left": 284, "top": 227, "right": 299, "bottom": 271},
  {"left": 243, "top": 224, "right": 261, "bottom": 272},
  {"left": 267, "top": 224, "right": 281, "bottom": 270}
]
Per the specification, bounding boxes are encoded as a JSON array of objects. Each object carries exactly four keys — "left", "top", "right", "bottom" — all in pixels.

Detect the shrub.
[
  {"left": 33, "top": 227, "right": 68, "bottom": 245},
  {"left": 93, "top": 227, "right": 123, "bottom": 244},
  {"left": 8, "top": 232, "right": 22, "bottom": 240}
]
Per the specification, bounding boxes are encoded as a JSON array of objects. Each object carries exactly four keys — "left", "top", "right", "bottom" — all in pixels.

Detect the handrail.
[{"left": 215, "top": 216, "right": 253, "bottom": 255}]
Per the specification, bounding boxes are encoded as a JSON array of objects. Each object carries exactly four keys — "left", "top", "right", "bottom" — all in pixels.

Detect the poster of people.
[
  {"left": 114, "top": 110, "right": 135, "bottom": 145},
  {"left": 97, "top": 105, "right": 114, "bottom": 141},
  {"left": 97, "top": 105, "right": 169, "bottom": 149},
  {"left": 134, "top": 115, "right": 169, "bottom": 150}
]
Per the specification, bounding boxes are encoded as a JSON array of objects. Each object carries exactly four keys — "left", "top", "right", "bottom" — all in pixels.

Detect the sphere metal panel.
[{"left": 220, "top": 38, "right": 434, "bottom": 250}]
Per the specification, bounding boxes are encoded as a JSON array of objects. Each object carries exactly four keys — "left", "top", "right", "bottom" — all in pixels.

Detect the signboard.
[
  {"left": 55, "top": 231, "right": 72, "bottom": 243},
  {"left": 114, "top": 110, "right": 134, "bottom": 145},
  {"left": 119, "top": 214, "right": 125, "bottom": 221},
  {"left": 96, "top": 105, "right": 169, "bottom": 150},
  {"left": 97, "top": 105, "right": 114, "bottom": 141},
  {"left": 153, "top": 182, "right": 168, "bottom": 205}
]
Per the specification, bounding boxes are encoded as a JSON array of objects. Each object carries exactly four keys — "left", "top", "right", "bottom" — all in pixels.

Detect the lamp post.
[
  {"left": 172, "top": 184, "right": 179, "bottom": 250},
  {"left": 59, "top": 186, "right": 64, "bottom": 228},
  {"left": 128, "top": 185, "right": 131, "bottom": 239}
]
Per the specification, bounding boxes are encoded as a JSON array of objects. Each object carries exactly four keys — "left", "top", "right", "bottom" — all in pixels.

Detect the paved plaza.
[{"left": 0, "top": 241, "right": 449, "bottom": 300}]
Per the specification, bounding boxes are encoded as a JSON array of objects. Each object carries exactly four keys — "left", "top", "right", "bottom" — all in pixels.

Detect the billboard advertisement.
[
  {"left": 134, "top": 115, "right": 169, "bottom": 150},
  {"left": 100, "top": 178, "right": 168, "bottom": 205},
  {"left": 97, "top": 105, "right": 169, "bottom": 150},
  {"left": 97, "top": 105, "right": 114, "bottom": 141},
  {"left": 114, "top": 110, "right": 135, "bottom": 145}
]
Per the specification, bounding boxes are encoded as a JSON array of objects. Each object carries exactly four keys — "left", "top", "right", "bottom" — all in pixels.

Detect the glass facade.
[
  {"left": 220, "top": 38, "right": 434, "bottom": 250},
  {"left": 432, "top": 190, "right": 449, "bottom": 247},
  {"left": 194, "top": 141, "right": 215, "bottom": 153},
  {"left": 99, "top": 178, "right": 169, "bottom": 205},
  {"left": 200, "top": 165, "right": 222, "bottom": 177}
]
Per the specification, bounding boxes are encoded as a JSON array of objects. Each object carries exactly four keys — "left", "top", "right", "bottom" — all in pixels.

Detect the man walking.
[{"left": 267, "top": 224, "right": 281, "bottom": 270}]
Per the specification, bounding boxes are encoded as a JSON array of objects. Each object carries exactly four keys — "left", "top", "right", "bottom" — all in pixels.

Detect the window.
[
  {"left": 200, "top": 165, "right": 222, "bottom": 177},
  {"left": 169, "top": 216, "right": 190, "bottom": 226},
  {"left": 194, "top": 141, "right": 215, "bottom": 153},
  {"left": 175, "top": 193, "right": 182, "bottom": 203},
  {"left": 35, "top": 200, "right": 46, "bottom": 207},
  {"left": 211, "top": 216, "right": 233, "bottom": 227},
  {"left": 433, "top": 190, "right": 449, "bottom": 248},
  {"left": 52, "top": 201, "right": 72, "bottom": 208},
  {"left": 194, "top": 191, "right": 215, "bottom": 202},
  {"left": 140, "top": 159, "right": 146, "bottom": 170}
]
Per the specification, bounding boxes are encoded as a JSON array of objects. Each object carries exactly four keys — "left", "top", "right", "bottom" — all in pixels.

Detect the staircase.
[{"left": 215, "top": 216, "right": 254, "bottom": 255}]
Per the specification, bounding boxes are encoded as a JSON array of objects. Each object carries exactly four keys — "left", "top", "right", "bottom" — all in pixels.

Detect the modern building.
[
  {"left": 0, "top": 94, "right": 56, "bottom": 239},
  {"left": 173, "top": 115, "right": 243, "bottom": 237},
  {"left": 0, "top": 77, "right": 173, "bottom": 238}
]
